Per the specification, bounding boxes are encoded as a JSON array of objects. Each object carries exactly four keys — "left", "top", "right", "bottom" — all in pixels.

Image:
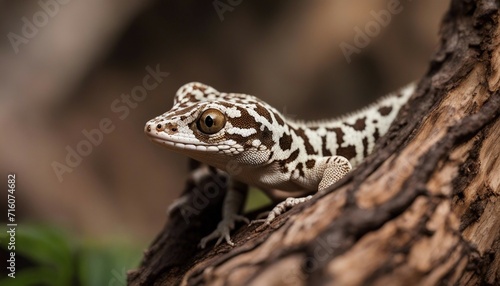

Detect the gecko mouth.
[{"left": 145, "top": 132, "right": 223, "bottom": 152}]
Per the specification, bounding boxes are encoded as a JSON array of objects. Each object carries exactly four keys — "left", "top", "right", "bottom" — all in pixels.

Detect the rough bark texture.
[{"left": 128, "top": 0, "right": 500, "bottom": 285}]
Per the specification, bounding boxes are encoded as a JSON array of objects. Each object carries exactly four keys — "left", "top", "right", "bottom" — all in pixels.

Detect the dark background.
[{"left": 0, "top": 0, "right": 449, "bottom": 264}]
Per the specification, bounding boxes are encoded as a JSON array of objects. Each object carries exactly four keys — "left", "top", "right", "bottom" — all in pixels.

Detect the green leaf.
[{"left": 0, "top": 224, "right": 142, "bottom": 286}]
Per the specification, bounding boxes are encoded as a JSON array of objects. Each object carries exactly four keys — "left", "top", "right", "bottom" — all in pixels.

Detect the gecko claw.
[
  {"left": 254, "top": 220, "right": 273, "bottom": 232},
  {"left": 248, "top": 210, "right": 270, "bottom": 226},
  {"left": 248, "top": 219, "right": 265, "bottom": 226},
  {"left": 198, "top": 214, "right": 249, "bottom": 248}
]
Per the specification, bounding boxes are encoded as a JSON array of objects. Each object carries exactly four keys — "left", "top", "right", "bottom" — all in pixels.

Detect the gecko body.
[{"left": 145, "top": 82, "right": 414, "bottom": 247}]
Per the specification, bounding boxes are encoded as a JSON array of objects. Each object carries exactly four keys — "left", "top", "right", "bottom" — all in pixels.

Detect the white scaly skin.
[{"left": 145, "top": 82, "right": 415, "bottom": 248}]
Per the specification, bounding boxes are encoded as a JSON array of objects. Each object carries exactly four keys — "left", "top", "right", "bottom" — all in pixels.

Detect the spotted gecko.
[{"left": 145, "top": 82, "right": 414, "bottom": 248}]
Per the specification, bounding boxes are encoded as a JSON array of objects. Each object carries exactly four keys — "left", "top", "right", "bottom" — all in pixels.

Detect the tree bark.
[{"left": 128, "top": 0, "right": 500, "bottom": 285}]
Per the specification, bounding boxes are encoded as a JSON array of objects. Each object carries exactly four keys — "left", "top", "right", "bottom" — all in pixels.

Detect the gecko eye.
[{"left": 197, "top": 109, "right": 226, "bottom": 134}]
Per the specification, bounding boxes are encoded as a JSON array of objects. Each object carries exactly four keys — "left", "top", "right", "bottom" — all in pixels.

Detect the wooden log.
[{"left": 128, "top": 0, "right": 500, "bottom": 284}]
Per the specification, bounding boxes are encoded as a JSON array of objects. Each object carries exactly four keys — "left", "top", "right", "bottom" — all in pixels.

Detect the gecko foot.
[
  {"left": 199, "top": 214, "right": 249, "bottom": 248},
  {"left": 250, "top": 195, "right": 313, "bottom": 230}
]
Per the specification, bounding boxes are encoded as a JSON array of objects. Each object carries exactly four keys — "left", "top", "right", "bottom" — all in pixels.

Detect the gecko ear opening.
[{"left": 197, "top": 109, "right": 226, "bottom": 134}]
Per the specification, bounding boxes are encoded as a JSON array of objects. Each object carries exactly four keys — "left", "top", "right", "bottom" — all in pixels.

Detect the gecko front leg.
[{"left": 254, "top": 155, "right": 352, "bottom": 226}]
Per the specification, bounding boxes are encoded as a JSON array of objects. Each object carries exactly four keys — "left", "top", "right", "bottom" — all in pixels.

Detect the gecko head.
[{"left": 145, "top": 82, "right": 281, "bottom": 169}]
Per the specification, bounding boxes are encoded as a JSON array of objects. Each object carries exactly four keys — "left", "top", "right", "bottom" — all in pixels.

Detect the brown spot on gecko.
[
  {"left": 305, "top": 160, "right": 315, "bottom": 169},
  {"left": 279, "top": 133, "right": 293, "bottom": 150},
  {"left": 267, "top": 151, "right": 274, "bottom": 161},
  {"left": 293, "top": 128, "right": 317, "bottom": 155},
  {"left": 260, "top": 127, "right": 274, "bottom": 149},
  {"left": 297, "top": 163, "right": 304, "bottom": 177},
  {"left": 177, "top": 92, "right": 197, "bottom": 104},
  {"left": 192, "top": 84, "right": 207, "bottom": 92},
  {"left": 373, "top": 127, "right": 380, "bottom": 142},
  {"left": 170, "top": 104, "right": 198, "bottom": 117},
  {"left": 255, "top": 103, "right": 274, "bottom": 124},
  {"left": 222, "top": 105, "right": 259, "bottom": 130},
  {"left": 337, "top": 145, "right": 356, "bottom": 161},
  {"left": 321, "top": 136, "right": 332, "bottom": 156},
  {"left": 345, "top": 117, "right": 366, "bottom": 131},
  {"left": 362, "top": 137, "right": 369, "bottom": 158},
  {"left": 278, "top": 149, "right": 300, "bottom": 170},
  {"left": 328, "top": 127, "right": 344, "bottom": 146},
  {"left": 378, "top": 106, "right": 393, "bottom": 116},
  {"left": 287, "top": 149, "right": 300, "bottom": 163},
  {"left": 275, "top": 114, "right": 285, "bottom": 126}
]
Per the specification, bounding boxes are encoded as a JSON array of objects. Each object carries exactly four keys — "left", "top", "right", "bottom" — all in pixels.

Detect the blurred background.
[{"left": 0, "top": 0, "right": 449, "bottom": 285}]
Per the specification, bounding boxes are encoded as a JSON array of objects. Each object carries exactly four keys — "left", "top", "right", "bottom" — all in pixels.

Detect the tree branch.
[{"left": 129, "top": 0, "right": 500, "bottom": 285}]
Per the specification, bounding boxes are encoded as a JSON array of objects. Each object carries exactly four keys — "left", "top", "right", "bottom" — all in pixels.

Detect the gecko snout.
[{"left": 147, "top": 122, "right": 178, "bottom": 134}]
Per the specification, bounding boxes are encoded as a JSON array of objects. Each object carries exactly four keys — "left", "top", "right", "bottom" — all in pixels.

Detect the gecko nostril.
[{"left": 146, "top": 125, "right": 151, "bottom": 132}]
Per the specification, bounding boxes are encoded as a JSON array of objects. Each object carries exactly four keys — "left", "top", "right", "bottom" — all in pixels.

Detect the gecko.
[{"left": 145, "top": 82, "right": 415, "bottom": 248}]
